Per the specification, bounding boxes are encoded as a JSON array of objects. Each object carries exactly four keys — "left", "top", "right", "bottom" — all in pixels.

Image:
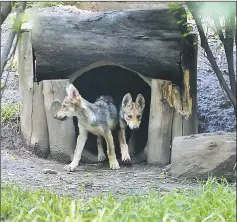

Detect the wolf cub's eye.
[
  {"left": 137, "top": 115, "right": 141, "bottom": 119},
  {"left": 127, "top": 115, "right": 132, "bottom": 119}
]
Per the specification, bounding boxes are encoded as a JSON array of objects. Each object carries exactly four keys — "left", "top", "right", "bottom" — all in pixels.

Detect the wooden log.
[
  {"left": 170, "top": 85, "right": 183, "bottom": 142},
  {"left": 146, "top": 79, "right": 174, "bottom": 165},
  {"left": 31, "top": 8, "right": 185, "bottom": 84},
  {"left": 172, "top": 110, "right": 183, "bottom": 142},
  {"left": 42, "top": 80, "right": 76, "bottom": 163},
  {"left": 18, "top": 31, "right": 49, "bottom": 158},
  {"left": 181, "top": 34, "right": 198, "bottom": 135}
]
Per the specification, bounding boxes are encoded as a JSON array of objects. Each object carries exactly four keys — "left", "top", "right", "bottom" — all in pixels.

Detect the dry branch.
[
  {"left": 1, "top": 2, "right": 26, "bottom": 76},
  {"left": 223, "top": 12, "right": 236, "bottom": 96},
  {"left": 1, "top": 34, "right": 18, "bottom": 95},
  {"left": 213, "top": 10, "right": 236, "bottom": 96},
  {"left": 188, "top": 4, "right": 236, "bottom": 109},
  {"left": 1, "top": 2, "right": 13, "bottom": 25}
]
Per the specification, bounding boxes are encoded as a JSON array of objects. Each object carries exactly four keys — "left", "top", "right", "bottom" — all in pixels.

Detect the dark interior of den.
[{"left": 72, "top": 65, "right": 151, "bottom": 159}]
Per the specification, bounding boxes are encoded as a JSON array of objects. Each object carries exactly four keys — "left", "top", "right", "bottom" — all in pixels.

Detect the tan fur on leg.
[
  {"left": 118, "top": 128, "right": 131, "bottom": 161},
  {"left": 97, "top": 136, "right": 106, "bottom": 162},
  {"left": 64, "top": 124, "right": 88, "bottom": 172},
  {"left": 104, "top": 131, "right": 120, "bottom": 169}
]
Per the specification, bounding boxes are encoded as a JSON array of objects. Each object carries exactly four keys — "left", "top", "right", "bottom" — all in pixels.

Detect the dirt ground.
[{"left": 1, "top": 124, "right": 196, "bottom": 199}]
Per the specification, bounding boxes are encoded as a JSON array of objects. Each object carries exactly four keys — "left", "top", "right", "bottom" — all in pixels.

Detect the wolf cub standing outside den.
[
  {"left": 118, "top": 93, "right": 145, "bottom": 162},
  {"left": 55, "top": 84, "right": 120, "bottom": 171}
]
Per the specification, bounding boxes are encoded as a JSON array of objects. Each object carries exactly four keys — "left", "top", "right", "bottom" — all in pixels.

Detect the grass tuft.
[
  {"left": 1, "top": 102, "right": 20, "bottom": 124},
  {"left": 1, "top": 178, "right": 236, "bottom": 221}
]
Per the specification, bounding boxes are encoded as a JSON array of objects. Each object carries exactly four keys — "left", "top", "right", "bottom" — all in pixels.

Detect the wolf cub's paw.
[
  {"left": 109, "top": 160, "right": 120, "bottom": 170},
  {"left": 98, "top": 153, "right": 106, "bottom": 162},
  {"left": 64, "top": 163, "right": 77, "bottom": 172},
  {"left": 122, "top": 152, "right": 131, "bottom": 162},
  {"left": 121, "top": 145, "right": 131, "bottom": 162}
]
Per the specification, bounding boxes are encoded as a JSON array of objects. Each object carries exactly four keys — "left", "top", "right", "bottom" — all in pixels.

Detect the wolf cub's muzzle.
[{"left": 51, "top": 101, "right": 68, "bottom": 121}]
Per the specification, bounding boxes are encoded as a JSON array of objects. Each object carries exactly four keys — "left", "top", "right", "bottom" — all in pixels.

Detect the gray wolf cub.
[
  {"left": 118, "top": 93, "right": 145, "bottom": 162},
  {"left": 55, "top": 84, "right": 120, "bottom": 171}
]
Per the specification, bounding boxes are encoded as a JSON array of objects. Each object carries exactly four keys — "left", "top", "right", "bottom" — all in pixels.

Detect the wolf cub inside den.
[{"left": 118, "top": 93, "right": 145, "bottom": 162}]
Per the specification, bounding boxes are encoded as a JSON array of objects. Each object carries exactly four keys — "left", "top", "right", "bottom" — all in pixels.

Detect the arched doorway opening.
[{"left": 72, "top": 65, "right": 151, "bottom": 159}]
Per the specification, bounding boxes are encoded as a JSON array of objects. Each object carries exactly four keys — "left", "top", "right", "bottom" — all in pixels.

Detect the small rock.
[{"left": 43, "top": 169, "right": 58, "bottom": 174}]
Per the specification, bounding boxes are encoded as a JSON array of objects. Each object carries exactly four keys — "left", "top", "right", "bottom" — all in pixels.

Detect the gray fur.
[
  {"left": 119, "top": 105, "right": 127, "bottom": 128},
  {"left": 119, "top": 104, "right": 125, "bottom": 121},
  {"left": 87, "top": 96, "right": 118, "bottom": 129}
]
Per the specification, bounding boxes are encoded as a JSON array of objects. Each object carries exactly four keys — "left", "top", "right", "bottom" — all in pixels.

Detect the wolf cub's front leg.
[
  {"left": 104, "top": 131, "right": 120, "bottom": 169},
  {"left": 128, "top": 131, "right": 136, "bottom": 157},
  {"left": 118, "top": 127, "right": 131, "bottom": 162},
  {"left": 64, "top": 126, "right": 88, "bottom": 172},
  {"left": 97, "top": 136, "right": 106, "bottom": 162}
]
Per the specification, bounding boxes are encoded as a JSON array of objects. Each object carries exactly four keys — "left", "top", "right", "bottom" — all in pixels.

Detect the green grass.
[
  {"left": 1, "top": 178, "right": 236, "bottom": 222},
  {"left": 1, "top": 103, "right": 20, "bottom": 124}
]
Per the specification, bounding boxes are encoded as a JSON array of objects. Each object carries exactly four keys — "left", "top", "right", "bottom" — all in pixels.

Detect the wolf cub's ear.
[
  {"left": 136, "top": 94, "right": 145, "bottom": 110},
  {"left": 66, "top": 84, "right": 80, "bottom": 99},
  {"left": 122, "top": 93, "right": 132, "bottom": 108}
]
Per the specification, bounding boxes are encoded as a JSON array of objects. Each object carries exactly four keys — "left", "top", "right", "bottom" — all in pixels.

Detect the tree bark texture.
[
  {"left": 146, "top": 79, "right": 174, "bottom": 166},
  {"left": 32, "top": 8, "right": 184, "bottom": 85},
  {"left": 181, "top": 34, "right": 198, "bottom": 135},
  {"left": 42, "top": 80, "right": 76, "bottom": 163},
  {"left": 1, "top": 2, "right": 13, "bottom": 25},
  {"left": 18, "top": 31, "right": 49, "bottom": 158}
]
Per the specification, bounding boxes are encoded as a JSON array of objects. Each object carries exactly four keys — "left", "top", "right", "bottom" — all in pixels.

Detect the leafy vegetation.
[
  {"left": 1, "top": 102, "right": 20, "bottom": 124},
  {"left": 1, "top": 178, "right": 236, "bottom": 221},
  {"left": 168, "top": 3, "right": 193, "bottom": 38},
  {"left": 27, "top": 2, "right": 65, "bottom": 8},
  {"left": 12, "top": 2, "right": 65, "bottom": 9}
]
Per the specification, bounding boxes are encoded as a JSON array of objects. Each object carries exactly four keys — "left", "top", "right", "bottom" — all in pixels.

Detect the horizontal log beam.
[{"left": 32, "top": 8, "right": 184, "bottom": 84}]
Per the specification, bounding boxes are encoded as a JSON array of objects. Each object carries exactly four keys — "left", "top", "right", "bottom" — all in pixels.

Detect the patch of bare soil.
[{"left": 1, "top": 124, "right": 195, "bottom": 199}]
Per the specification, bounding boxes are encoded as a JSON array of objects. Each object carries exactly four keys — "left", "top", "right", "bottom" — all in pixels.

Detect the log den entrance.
[{"left": 71, "top": 65, "right": 151, "bottom": 158}]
